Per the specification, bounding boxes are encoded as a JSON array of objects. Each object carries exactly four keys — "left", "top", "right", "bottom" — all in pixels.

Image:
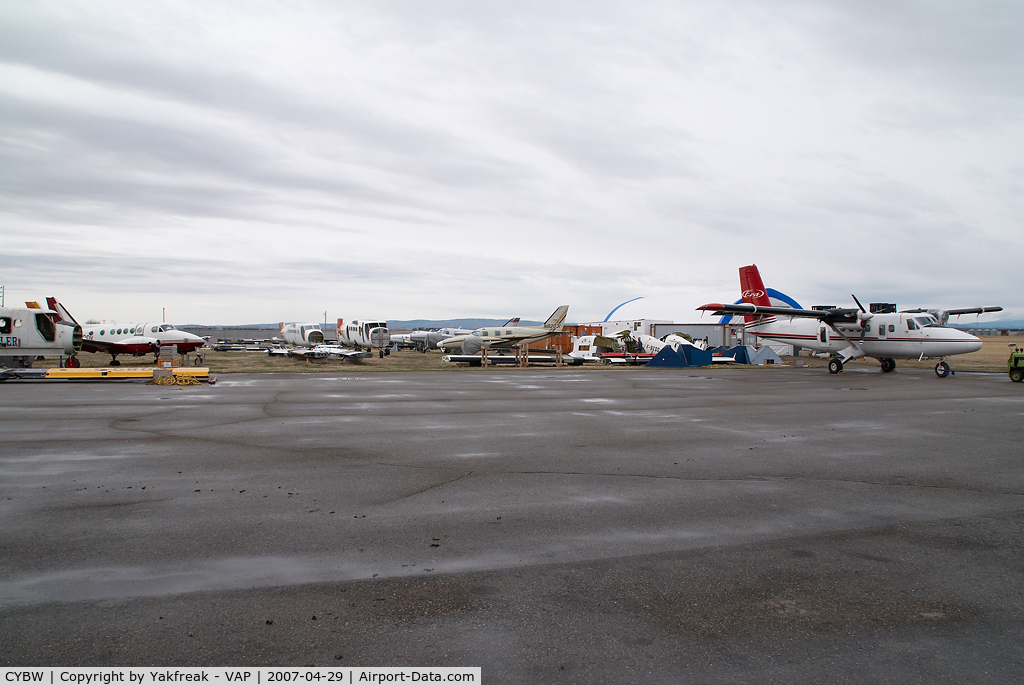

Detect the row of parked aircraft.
[{"left": 0, "top": 266, "right": 1002, "bottom": 376}]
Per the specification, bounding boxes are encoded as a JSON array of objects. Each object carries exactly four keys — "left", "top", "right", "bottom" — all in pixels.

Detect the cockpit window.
[
  {"left": 35, "top": 313, "right": 56, "bottom": 342},
  {"left": 472, "top": 331, "right": 483, "bottom": 337},
  {"left": 915, "top": 316, "right": 938, "bottom": 327},
  {"left": 907, "top": 319, "right": 918, "bottom": 330}
]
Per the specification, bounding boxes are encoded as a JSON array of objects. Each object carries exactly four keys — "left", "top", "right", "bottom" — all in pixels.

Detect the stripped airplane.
[
  {"left": 337, "top": 319, "right": 390, "bottom": 357},
  {"left": 0, "top": 300, "right": 82, "bottom": 369},
  {"left": 441, "top": 307, "right": 569, "bottom": 355},
  {"left": 274, "top": 321, "right": 369, "bottom": 361},
  {"left": 697, "top": 265, "right": 1000, "bottom": 377}
]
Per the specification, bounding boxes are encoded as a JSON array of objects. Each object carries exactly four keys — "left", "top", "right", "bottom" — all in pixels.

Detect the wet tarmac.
[{"left": 1, "top": 367, "right": 1022, "bottom": 682}]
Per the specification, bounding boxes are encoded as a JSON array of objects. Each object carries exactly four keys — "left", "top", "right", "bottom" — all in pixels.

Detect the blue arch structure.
[
  {"left": 717, "top": 288, "right": 803, "bottom": 324},
  {"left": 604, "top": 297, "right": 644, "bottom": 322}
]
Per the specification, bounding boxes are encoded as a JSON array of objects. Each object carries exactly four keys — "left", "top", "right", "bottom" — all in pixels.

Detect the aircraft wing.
[
  {"left": 489, "top": 331, "right": 568, "bottom": 347},
  {"left": 697, "top": 303, "right": 859, "bottom": 321},
  {"left": 80, "top": 336, "right": 158, "bottom": 354},
  {"left": 947, "top": 306, "right": 1002, "bottom": 316}
]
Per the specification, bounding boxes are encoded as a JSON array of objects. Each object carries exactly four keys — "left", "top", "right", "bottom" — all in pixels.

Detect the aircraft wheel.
[
  {"left": 828, "top": 358, "right": 843, "bottom": 374},
  {"left": 109, "top": 359, "right": 121, "bottom": 367},
  {"left": 880, "top": 358, "right": 896, "bottom": 373},
  {"left": 66, "top": 356, "right": 81, "bottom": 368},
  {"left": 1009, "top": 369, "right": 1023, "bottom": 383},
  {"left": 379, "top": 349, "right": 384, "bottom": 358},
  {"left": 935, "top": 361, "right": 950, "bottom": 378}
]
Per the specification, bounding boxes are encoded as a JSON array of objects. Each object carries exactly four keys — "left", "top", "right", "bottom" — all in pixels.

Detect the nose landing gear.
[{"left": 935, "top": 360, "right": 951, "bottom": 378}]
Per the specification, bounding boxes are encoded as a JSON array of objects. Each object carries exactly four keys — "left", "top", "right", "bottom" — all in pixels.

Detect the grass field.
[{"left": 62, "top": 334, "right": 1023, "bottom": 374}]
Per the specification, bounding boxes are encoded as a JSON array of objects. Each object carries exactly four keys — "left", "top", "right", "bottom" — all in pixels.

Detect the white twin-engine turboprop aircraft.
[
  {"left": 51, "top": 298, "right": 205, "bottom": 366},
  {"left": 697, "top": 265, "right": 1001, "bottom": 377}
]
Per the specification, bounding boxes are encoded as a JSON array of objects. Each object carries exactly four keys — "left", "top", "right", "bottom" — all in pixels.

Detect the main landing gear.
[
  {"left": 828, "top": 358, "right": 843, "bottom": 374},
  {"left": 879, "top": 357, "right": 896, "bottom": 373},
  {"left": 935, "top": 360, "right": 951, "bottom": 378}
]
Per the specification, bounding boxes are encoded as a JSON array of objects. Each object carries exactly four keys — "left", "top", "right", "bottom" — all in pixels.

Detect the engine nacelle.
[
  {"left": 56, "top": 321, "right": 83, "bottom": 354},
  {"left": 304, "top": 328, "right": 325, "bottom": 345},
  {"left": 462, "top": 335, "right": 484, "bottom": 355}
]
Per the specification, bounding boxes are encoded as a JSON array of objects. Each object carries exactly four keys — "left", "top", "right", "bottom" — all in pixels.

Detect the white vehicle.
[
  {"left": 698, "top": 264, "right": 999, "bottom": 377},
  {"left": 1, "top": 300, "right": 82, "bottom": 369}
]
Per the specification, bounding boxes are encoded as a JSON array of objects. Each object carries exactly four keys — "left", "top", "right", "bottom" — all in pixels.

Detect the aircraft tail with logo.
[
  {"left": 543, "top": 305, "right": 569, "bottom": 331},
  {"left": 738, "top": 264, "right": 772, "bottom": 323}
]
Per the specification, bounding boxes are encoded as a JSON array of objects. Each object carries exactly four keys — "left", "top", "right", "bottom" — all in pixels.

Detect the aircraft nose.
[{"left": 959, "top": 330, "right": 983, "bottom": 354}]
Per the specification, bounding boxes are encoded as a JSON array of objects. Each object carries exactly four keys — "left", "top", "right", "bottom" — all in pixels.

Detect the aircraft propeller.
[{"left": 851, "top": 294, "right": 873, "bottom": 339}]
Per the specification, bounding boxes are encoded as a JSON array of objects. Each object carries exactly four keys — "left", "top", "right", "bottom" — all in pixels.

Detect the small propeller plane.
[
  {"left": 697, "top": 265, "right": 1001, "bottom": 377},
  {"left": 441, "top": 306, "right": 569, "bottom": 355}
]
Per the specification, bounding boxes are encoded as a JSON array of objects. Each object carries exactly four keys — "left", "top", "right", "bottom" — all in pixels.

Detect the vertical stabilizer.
[
  {"left": 738, "top": 264, "right": 772, "bottom": 323},
  {"left": 543, "top": 305, "right": 569, "bottom": 331},
  {"left": 46, "top": 297, "right": 79, "bottom": 324}
]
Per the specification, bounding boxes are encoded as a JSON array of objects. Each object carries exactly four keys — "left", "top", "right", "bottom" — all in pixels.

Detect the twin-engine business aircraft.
[
  {"left": 697, "top": 265, "right": 1000, "bottom": 377},
  {"left": 441, "top": 306, "right": 569, "bottom": 355},
  {"left": 50, "top": 298, "right": 205, "bottom": 366}
]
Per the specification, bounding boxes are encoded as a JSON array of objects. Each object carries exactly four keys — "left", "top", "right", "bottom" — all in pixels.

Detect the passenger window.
[
  {"left": 0, "top": 317, "right": 10, "bottom": 334},
  {"left": 864, "top": 324, "right": 871, "bottom": 333},
  {"left": 888, "top": 324, "right": 895, "bottom": 333},
  {"left": 151, "top": 326, "right": 158, "bottom": 333},
  {"left": 100, "top": 330, "right": 105, "bottom": 335}
]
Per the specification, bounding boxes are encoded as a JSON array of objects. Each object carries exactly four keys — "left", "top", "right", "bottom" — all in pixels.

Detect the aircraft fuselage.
[{"left": 748, "top": 312, "right": 982, "bottom": 360}]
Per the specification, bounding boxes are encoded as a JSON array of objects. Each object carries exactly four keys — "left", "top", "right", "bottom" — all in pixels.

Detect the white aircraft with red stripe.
[
  {"left": 697, "top": 265, "right": 1000, "bottom": 377},
  {"left": 48, "top": 298, "right": 206, "bottom": 366}
]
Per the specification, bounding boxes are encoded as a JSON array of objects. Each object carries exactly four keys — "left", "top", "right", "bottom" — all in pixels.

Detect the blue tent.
[
  {"left": 646, "top": 347, "right": 689, "bottom": 368},
  {"left": 645, "top": 346, "right": 714, "bottom": 368}
]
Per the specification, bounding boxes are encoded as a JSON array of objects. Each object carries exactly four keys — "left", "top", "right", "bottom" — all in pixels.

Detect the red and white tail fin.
[
  {"left": 336, "top": 318, "right": 344, "bottom": 330},
  {"left": 738, "top": 264, "right": 771, "bottom": 323},
  {"left": 279, "top": 322, "right": 285, "bottom": 333},
  {"left": 45, "top": 297, "right": 78, "bottom": 324}
]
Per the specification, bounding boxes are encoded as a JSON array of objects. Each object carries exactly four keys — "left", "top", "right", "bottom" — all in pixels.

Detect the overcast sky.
[{"left": 2, "top": 1, "right": 1020, "bottom": 325}]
